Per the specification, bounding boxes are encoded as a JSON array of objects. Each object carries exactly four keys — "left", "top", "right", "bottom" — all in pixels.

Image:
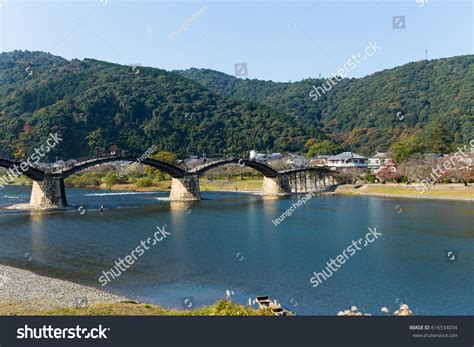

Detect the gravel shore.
[
  {"left": 0, "top": 264, "right": 128, "bottom": 312},
  {"left": 335, "top": 184, "right": 474, "bottom": 201}
]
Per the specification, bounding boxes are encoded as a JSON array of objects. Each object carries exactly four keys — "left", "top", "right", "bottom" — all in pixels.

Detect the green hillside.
[
  {"left": 178, "top": 56, "right": 474, "bottom": 153},
  {"left": 0, "top": 51, "right": 472, "bottom": 161},
  {"left": 0, "top": 51, "right": 315, "bottom": 160}
]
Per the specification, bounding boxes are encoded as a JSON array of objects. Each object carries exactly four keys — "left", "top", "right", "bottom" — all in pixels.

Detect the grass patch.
[{"left": 0, "top": 300, "right": 273, "bottom": 316}]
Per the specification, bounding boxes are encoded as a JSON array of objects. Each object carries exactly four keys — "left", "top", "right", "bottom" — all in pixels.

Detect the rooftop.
[
  {"left": 328, "top": 152, "right": 367, "bottom": 160},
  {"left": 370, "top": 152, "right": 388, "bottom": 159}
]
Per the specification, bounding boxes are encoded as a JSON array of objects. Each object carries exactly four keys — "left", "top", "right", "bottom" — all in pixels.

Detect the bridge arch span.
[
  {"left": 190, "top": 158, "right": 279, "bottom": 178},
  {"left": 60, "top": 156, "right": 188, "bottom": 179},
  {"left": 0, "top": 158, "right": 45, "bottom": 181},
  {"left": 279, "top": 167, "right": 334, "bottom": 176}
]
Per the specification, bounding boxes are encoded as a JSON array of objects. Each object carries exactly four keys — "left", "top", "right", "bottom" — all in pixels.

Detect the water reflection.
[{"left": 27, "top": 213, "right": 45, "bottom": 262}]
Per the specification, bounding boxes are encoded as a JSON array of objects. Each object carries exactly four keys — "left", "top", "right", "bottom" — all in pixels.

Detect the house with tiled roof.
[{"left": 327, "top": 152, "right": 368, "bottom": 169}]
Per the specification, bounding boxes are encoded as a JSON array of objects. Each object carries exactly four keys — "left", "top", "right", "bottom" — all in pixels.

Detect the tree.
[
  {"left": 337, "top": 168, "right": 365, "bottom": 185},
  {"left": 145, "top": 151, "right": 178, "bottom": 180},
  {"left": 426, "top": 120, "right": 452, "bottom": 154},
  {"left": 304, "top": 138, "right": 316, "bottom": 149},
  {"left": 391, "top": 135, "right": 424, "bottom": 163},
  {"left": 444, "top": 155, "right": 474, "bottom": 185},
  {"left": 375, "top": 166, "right": 401, "bottom": 183},
  {"left": 14, "top": 147, "right": 26, "bottom": 160},
  {"left": 102, "top": 171, "right": 121, "bottom": 188},
  {"left": 397, "top": 153, "right": 438, "bottom": 183},
  {"left": 86, "top": 129, "right": 108, "bottom": 154},
  {"left": 307, "top": 140, "right": 341, "bottom": 157}
]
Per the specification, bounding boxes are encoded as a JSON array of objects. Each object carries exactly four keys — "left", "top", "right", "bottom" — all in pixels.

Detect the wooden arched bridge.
[{"left": 0, "top": 155, "right": 339, "bottom": 209}]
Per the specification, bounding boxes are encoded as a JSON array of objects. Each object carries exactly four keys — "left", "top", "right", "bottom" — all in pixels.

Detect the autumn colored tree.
[
  {"left": 14, "top": 147, "right": 26, "bottom": 160},
  {"left": 304, "top": 138, "right": 316, "bottom": 149},
  {"left": 375, "top": 166, "right": 401, "bottom": 183}
]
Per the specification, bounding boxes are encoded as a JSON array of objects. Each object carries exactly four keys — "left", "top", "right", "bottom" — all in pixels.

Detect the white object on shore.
[{"left": 381, "top": 307, "right": 389, "bottom": 313}]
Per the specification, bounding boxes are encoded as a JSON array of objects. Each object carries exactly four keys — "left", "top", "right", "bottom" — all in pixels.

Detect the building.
[
  {"left": 327, "top": 152, "right": 368, "bottom": 169},
  {"left": 249, "top": 150, "right": 283, "bottom": 162},
  {"left": 310, "top": 155, "right": 330, "bottom": 167},
  {"left": 368, "top": 152, "right": 395, "bottom": 171},
  {"left": 285, "top": 153, "right": 309, "bottom": 168}
]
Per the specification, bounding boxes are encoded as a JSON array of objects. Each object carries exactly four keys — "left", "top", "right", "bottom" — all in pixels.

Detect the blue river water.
[{"left": 0, "top": 185, "right": 472, "bottom": 315}]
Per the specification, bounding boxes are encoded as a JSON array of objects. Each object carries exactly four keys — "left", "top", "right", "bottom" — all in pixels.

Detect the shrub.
[
  {"left": 102, "top": 171, "right": 121, "bottom": 187},
  {"left": 135, "top": 177, "right": 153, "bottom": 187}
]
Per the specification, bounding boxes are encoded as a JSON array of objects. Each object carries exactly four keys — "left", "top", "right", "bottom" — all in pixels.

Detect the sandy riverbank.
[
  {"left": 335, "top": 184, "right": 474, "bottom": 201},
  {"left": 0, "top": 264, "right": 270, "bottom": 316},
  {"left": 0, "top": 264, "right": 128, "bottom": 313},
  {"left": 102, "top": 178, "right": 264, "bottom": 194},
  {"left": 109, "top": 181, "right": 473, "bottom": 201}
]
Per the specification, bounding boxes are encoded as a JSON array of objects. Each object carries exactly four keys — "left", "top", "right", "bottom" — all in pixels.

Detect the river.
[{"left": 0, "top": 185, "right": 472, "bottom": 315}]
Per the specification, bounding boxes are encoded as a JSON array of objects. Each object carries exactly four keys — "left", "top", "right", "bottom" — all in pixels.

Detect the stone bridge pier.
[
  {"left": 30, "top": 175, "right": 68, "bottom": 209},
  {"left": 169, "top": 175, "right": 201, "bottom": 201},
  {"left": 262, "top": 176, "right": 291, "bottom": 196}
]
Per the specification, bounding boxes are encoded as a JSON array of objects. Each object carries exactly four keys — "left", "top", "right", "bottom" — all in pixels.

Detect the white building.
[
  {"left": 368, "top": 152, "right": 391, "bottom": 169},
  {"left": 327, "top": 152, "right": 368, "bottom": 169},
  {"left": 286, "top": 153, "right": 309, "bottom": 168},
  {"left": 310, "top": 155, "right": 330, "bottom": 167},
  {"left": 249, "top": 150, "right": 283, "bottom": 162}
]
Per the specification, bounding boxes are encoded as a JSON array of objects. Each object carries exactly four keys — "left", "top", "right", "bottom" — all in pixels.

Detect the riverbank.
[
  {"left": 335, "top": 184, "right": 474, "bottom": 201},
  {"left": 86, "top": 178, "right": 264, "bottom": 193},
  {"left": 94, "top": 181, "right": 474, "bottom": 201},
  {"left": 0, "top": 264, "right": 269, "bottom": 316},
  {"left": 4, "top": 179, "right": 473, "bottom": 201},
  {"left": 0, "top": 263, "right": 126, "bottom": 313},
  {"left": 0, "top": 263, "right": 412, "bottom": 316}
]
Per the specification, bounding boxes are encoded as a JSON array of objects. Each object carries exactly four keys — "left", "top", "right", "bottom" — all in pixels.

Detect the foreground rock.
[
  {"left": 0, "top": 264, "right": 127, "bottom": 312},
  {"left": 337, "top": 304, "right": 414, "bottom": 316}
]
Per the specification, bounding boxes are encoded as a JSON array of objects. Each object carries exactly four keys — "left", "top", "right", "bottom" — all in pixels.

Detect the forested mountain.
[
  {"left": 0, "top": 50, "right": 472, "bottom": 161},
  {"left": 178, "top": 55, "right": 473, "bottom": 153},
  {"left": 0, "top": 51, "right": 315, "bottom": 160}
]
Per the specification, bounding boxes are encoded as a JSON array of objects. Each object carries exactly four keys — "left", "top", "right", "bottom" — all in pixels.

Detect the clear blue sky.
[{"left": 1, "top": 0, "right": 472, "bottom": 82}]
